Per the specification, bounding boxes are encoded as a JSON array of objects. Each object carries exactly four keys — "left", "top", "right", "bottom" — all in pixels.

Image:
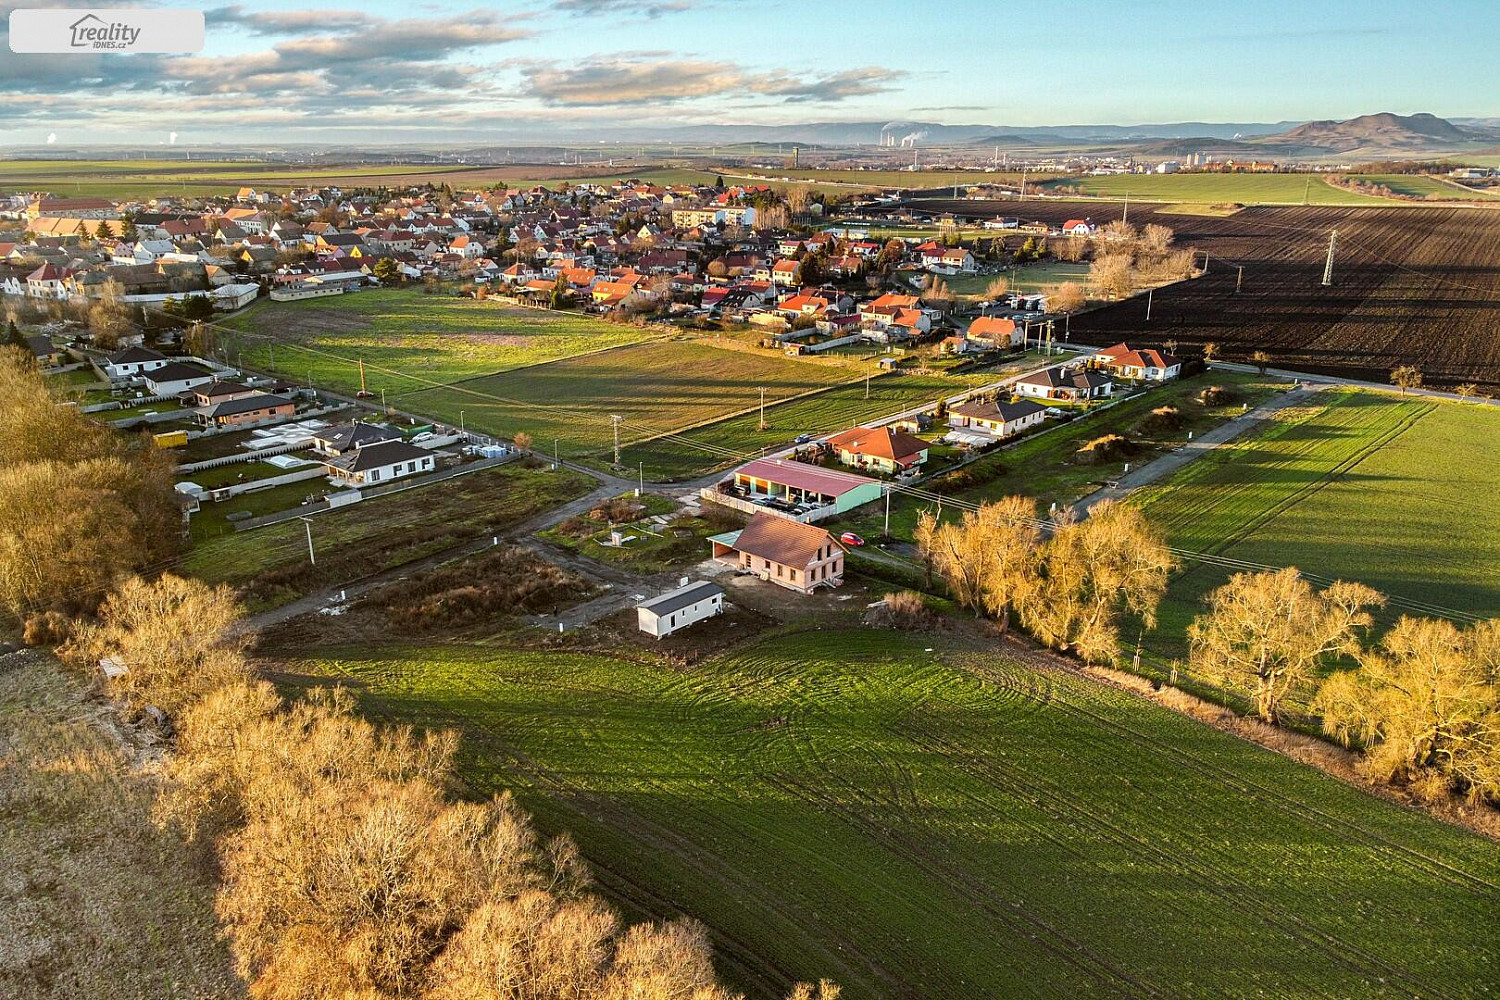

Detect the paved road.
[
  {"left": 1072, "top": 384, "right": 1316, "bottom": 515},
  {"left": 1211, "top": 361, "right": 1500, "bottom": 407}
]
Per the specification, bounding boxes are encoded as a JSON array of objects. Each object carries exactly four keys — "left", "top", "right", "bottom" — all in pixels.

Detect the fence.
[
  {"left": 204, "top": 466, "right": 327, "bottom": 501},
  {"left": 177, "top": 441, "right": 306, "bottom": 474}
]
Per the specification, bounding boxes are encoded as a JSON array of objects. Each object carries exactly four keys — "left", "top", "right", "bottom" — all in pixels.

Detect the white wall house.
[
  {"left": 636, "top": 580, "right": 724, "bottom": 639},
  {"left": 323, "top": 439, "right": 436, "bottom": 487}
]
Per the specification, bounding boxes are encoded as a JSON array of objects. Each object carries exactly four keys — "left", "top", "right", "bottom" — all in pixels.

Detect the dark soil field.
[{"left": 908, "top": 199, "right": 1500, "bottom": 389}]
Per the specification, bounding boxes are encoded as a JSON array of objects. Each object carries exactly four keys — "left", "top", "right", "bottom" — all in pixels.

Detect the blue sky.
[{"left": 2, "top": 0, "right": 1497, "bottom": 144}]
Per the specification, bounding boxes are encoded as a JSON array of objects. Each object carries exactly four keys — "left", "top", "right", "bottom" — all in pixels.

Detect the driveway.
[{"left": 1072, "top": 384, "right": 1316, "bottom": 515}]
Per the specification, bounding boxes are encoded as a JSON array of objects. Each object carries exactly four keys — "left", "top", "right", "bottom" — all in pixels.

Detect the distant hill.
[{"left": 1254, "top": 112, "right": 1496, "bottom": 154}]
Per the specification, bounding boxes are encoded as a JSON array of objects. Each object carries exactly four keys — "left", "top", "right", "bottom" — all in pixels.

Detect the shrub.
[
  {"left": 22, "top": 610, "right": 72, "bottom": 647},
  {"left": 1197, "top": 384, "right": 1237, "bottom": 407},
  {"left": 872, "top": 591, "right": 936, "bottom": 631}
]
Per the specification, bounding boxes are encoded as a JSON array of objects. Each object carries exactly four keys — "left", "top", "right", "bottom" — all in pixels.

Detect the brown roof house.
[
  {"left": 709, "top": 512, "right": 845, "bottom": 594},
  {"left": 824, "top": 425, "right": 931, "bottom": 475}
]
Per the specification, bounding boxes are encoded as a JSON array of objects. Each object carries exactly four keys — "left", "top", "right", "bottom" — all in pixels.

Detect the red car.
[{"left": 839, "top": 531, "right": 864, "bottom": 547}]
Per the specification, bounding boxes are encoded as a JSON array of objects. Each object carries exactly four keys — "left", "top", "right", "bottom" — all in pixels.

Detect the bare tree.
[
  {"left": 1390, "top": 365, "right": 1423, "bottom": 395},
  {"left": 1188, "top": 568, "right": 1384, "bottom": 722},
  {"left": 1316, "top": 616, "right": 1500, "bottom": 802},
  {"left": 1250, "top": 350, "right": 1271, "bottom": 375}
]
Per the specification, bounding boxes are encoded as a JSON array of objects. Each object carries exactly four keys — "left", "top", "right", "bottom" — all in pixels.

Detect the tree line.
[
  {"left": 917, "top": 496, "right": 1500, "bottom": 807},
  {"left": 50, "top": 570, "right": 840, "bottom": 999}
]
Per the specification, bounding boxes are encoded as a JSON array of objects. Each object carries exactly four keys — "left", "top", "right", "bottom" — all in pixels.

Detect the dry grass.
[
  {"left": 369, "top": 546, "right": 594, "bottom": 630},
  {"left": 0, "top": 651, "right": 242, "bottom": 999},
  {"left": 1073, "top": 433, "right": 1136, "bottom": 465}
]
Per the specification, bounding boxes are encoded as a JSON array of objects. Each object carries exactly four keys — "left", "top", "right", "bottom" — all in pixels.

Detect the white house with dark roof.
[
  {"left": 311, "top": 421, "right": 403, "bottom": 457},
  {"left": 104, "top": 345, "right": 171, "bottom": 379},
  {"left": 636, "top": 580, "right": 724, "bottom": 638},
  {"left": 140, "top": 361, "right": 216, "bottom": 396},
  {"left": 322, "top": 439, "right": 435, "bottom": 486}
]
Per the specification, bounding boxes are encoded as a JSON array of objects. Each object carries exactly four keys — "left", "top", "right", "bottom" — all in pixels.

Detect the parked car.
[{"left": 840, "top": 531, "right": 865, "bottom": 547}]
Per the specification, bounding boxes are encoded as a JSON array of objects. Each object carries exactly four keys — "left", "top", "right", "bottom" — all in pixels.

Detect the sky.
[{"left": 1, "top": 0, "right": 1498, "bottom": 146}]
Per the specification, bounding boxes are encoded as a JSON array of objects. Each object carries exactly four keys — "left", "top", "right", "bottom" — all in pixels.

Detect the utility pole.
[
  {"left": 884, "top": 486, "right": 891, "bottom": 538},
  {"left": 1321, "top": 229, "right": 1338, "bottom": 286},
  {"left": 638, "top": 461, "right": 644, "bottom": 497},
  {"left": 1145, "top": 288, "right": 1153, "bottom": 321},
  {"left": 300, "top": 517, "right": 316, "bottom": 566},
  {"left": 865, "top": 375, "right": 870, "bottom": 399},
  {"left": 1235, "top": 266, "right": 1244, "bottom": 294},
  {"left": 1122, "top": 190, "right": 1129, "bottom": 225},
  {"left": 460, "top": 410, "right": 465, "bottom": 436},
  {"left": 611, "top": 414, "right": 622, "bottom": 465},
  {"left": 758, "top": 387, "right": 767, "bottom": 430}
]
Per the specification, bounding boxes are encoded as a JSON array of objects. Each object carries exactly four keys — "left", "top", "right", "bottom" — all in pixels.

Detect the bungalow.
[
  {"left": 104, "top": 345, "right": 171, "bottom": 379},
  {"left": 825, "top": 425, "right": 931, "bottom": 475},
  {"left": 1013, "top": 365, "right": 1114, "bottom": 401},
  {"left": 948, "top": 397, "right": 1048, "bottom": 438},
  {"left": 197, "top": 391, "right": 296, "bottom": 428},
  {"left": 311, "top": 421, "right": 402, "bottom": 457},
  {"left": 1061, "top": 219, "right": 1096, "bottom": 236},
  {"left": 709, "top": 512, "right": 845, "bottom": 594},
  {"left": 322, "top": 439, "right": 435, "bottom": 487},
  {"left": 636, "top": 580, "right": 724, "bottom": 638},
  {"left": 141, "top": 361, "right": 216, "bottom": 396},
  {"left": 967, "top": 316, "right": 1022, "bottom": 348},
  {"left": 1092, "top": 343, "right": 1182, "bottom": 382}
]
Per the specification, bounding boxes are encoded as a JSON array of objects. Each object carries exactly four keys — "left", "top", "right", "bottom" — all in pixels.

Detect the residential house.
[
  {"left": 824, "top": 425, "right": 931, "bottom": 475},
  {"left": 24, "top": 335, "right": 63, "bottom": 367},
  {"left": 197, "top": 392, "right": 296, "bottom": 428},
  {"left": 967, "top": 316, "right": 1023, "bottom": 348},
  {"left": 636, "top": 580, "right": 724, "bottom": 638},
  {"left": 947, "top": 397, "right": 1048, "bottom": 439},
  {"left": 322, "top": 439, "right": 436, "bottom": 487},
  {"left": 708, "top": 512, "right": 845, "bottom": 594},
  {"left": 1092, "top": 343, "right": 1182, "bottom": 382},
  {"left": 1060, "top": 219, "right": 1096, "bottom": 236},
  {"left": 104, "top": 345, "right": 171, "bottom": 379},
  {"left": 26, "top": 263, "right": 70, "bottom": 298},
  {"left": 1013, "top": 365, "right": 1114, "bottom": 401},
  {"left": 311, "top": 421, "right": 402, "bottom": 457},
  {"left": 181, "top": 379, "right": 259, "bottom": 407},
  {"left": 141, "top": 361, "right": 216, "bottom": 396}
]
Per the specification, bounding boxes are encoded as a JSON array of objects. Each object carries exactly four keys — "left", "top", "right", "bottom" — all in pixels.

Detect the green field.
[
  {"left": 0, "top": 159, "right": 718, "bottom": 199},
  {"left": 185, "top": 462, "right": 594, "bottom": 608},
  {"left": 1040, "top": 173, "right": 1402, "bottom": 205},
  {"left": 619, "top": 365, "right": 1009, "bottom": 480},
  {"left": 218, "top": 289, "right": 656, "bottom": 397},
  {"left": 943, "top": 261, "right": 1093, "bottom": 297},
  {"left": 1357, "top": 174, "right": 1500, "bottom": 200},
  {"left": 284, "top": 630, "right": 1500, "bottom": 1000},
  {"left": 394, "top": 340, "right": 861, "bottom": 461},
  {"left": 1133, "top": 390, "right": 1500, "bottom": 663},
  {"left": 718, "top": 167, "right": 1034, "bottom": 190}
]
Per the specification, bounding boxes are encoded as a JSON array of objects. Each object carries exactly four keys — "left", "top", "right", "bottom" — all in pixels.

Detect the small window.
[{"left": 789, "top": 569, "right": 798, "bottom": 583}]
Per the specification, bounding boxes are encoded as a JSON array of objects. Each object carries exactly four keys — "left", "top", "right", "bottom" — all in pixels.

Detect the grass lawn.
[
  {"left": 840, "top": 371, "right": 1289, "bottom": 541},
  {"left": 944, "top": 261, "right": 1092, "bottom": 297},
  {"left": 44, "top": 367, "right": 102, "bottom": 389},
  {"left": 395, "top": 340, "right": 860, "bottom": 463},
  {"left": 1132, "top": 390, "right": 1500, "bottom": 664},
  {"left": 1040, "top": 173, "right": 1400, "bottom": 205},
  {"left": 280, "top": 629, "right": 1500, "bottom": 1000},
  {"left": 184, "top": 461, "right": 595, "bottom": 609},
  {"left": 218, "top": 289, "right": 657, "bottom": 397}
]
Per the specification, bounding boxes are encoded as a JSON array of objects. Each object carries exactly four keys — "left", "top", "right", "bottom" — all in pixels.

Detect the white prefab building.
[{"left": 636, "top": 580, "right": 724, "bottom": 638}]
